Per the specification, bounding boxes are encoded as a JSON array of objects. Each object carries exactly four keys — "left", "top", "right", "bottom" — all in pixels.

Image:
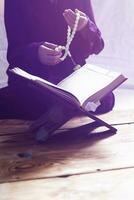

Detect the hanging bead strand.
[{"left": 59, "top": 10, "right": 81, "bottom": 61}]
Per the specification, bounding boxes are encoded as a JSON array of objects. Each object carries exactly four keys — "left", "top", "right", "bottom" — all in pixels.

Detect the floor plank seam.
[
  {"left": 1, "top": 165, "right": 134, "bottom": 185},
  {"left": 111, "top": 122, "right": 134, "bottom": 126}
]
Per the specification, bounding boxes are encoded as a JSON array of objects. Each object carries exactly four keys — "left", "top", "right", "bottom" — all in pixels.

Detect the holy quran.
[{"left": 11, "top": 63, "right": 127, "bottom": 112}]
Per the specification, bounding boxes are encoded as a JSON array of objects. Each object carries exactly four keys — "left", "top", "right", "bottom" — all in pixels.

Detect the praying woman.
[{"left": 0, "top": 0, "right": 115, "bottom": 120}]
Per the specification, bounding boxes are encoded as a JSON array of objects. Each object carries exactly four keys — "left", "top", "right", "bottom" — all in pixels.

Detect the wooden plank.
[
  {"left": 1, "top": 167, "right": 134, "bottom": 200},
  {"left": 0, "top": 120, "right": 31, "bottom": 135},
  {"left": 0, "top": 110, "right": 134, "bottom": 136},
  {"left": 97, "top": 109, "right": 134, "bottom": 125},
  {"left": 0, "top": 123, "right": 134, "bottom": 183}
]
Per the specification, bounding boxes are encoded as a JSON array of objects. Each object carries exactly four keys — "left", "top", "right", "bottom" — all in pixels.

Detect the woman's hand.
[
  {"left": 63, "top": 9, "right": 89, "bottom": 32},
  {"left": 38, "top": 42, "right": 62, "bottom": 66}
]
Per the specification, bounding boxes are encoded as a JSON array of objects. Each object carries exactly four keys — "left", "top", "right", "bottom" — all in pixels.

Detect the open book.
[{"left": 10, "top": 64, "right": 127, "bottom": 112}]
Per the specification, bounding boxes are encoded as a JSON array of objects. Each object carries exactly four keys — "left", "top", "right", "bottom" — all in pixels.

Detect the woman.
[{"left": 1, "top": 0, "right": 114, "bottom": 119}]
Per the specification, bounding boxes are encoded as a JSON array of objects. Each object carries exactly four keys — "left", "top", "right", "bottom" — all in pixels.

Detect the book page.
[
  {"left": 58, "top": 64, "right": 126, "bottom": 105},
  {"left": 12, "top": 68, "right": 57, "bottom": 87},
  {"left": 11, "top": 67, "right": 80, "bottom": 106}
]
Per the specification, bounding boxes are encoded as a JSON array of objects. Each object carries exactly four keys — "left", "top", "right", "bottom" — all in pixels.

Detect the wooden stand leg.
[
  {"left": 29, "top": 105, "right": 117, "bottom": 143},
  {"left": 80, "top": 108, "right": 117, "bottom": 134},
  {"left": 29, "top": 105, "right": 76, "bottom": 143}
]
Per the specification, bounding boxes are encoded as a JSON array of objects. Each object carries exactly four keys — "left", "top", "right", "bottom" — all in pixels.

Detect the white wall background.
[
  {"left": 0, "top": 0, "right": 8, "bottom": 88},
  {"left": 0, "top": 0, "right": 134, "bottom": 88},
  {"left": 88, "top": 0, "right": 134, "bottom": 88}
]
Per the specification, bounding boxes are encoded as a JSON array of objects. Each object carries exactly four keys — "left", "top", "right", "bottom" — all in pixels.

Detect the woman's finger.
[
  {"left": 63, "top": 9, "right": 76, "bottom": 19},
  {"left": 38, "top": 45, "right": 62, "bottom": 66},
  {"left": 75, "top": 9, "right": 86, "bottom": 17},
  {"left": 63, "top": 9, "right": 76, "bottom": 28},
  {"left": 46, "top": 54, "right": 62, "bottom": 65},
  {"left": 63, "top": 14, "right": 75, "bottom": 28},
  {"left": 44, "top": 42, "right": 58, "bottom": 49},
  {"left": 44, "top": 42, "right": 63, "bottom": 57},
  {"left": 64, "top": 13, "right": 75, "bottom": 23},
  {"left": 42, "top": 45, "right": 61, "bottom": 56}
]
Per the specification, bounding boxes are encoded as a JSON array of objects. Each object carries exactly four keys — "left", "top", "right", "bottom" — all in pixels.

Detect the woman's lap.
[
  {"left": 94, "top": 92, "right": 115, "bottom": 114},
  {"left": 0, "top": 85, "right": 115, "bottom": 120},
  {"left": 0, "top": 85, "right": 49, "bottom": 120}
]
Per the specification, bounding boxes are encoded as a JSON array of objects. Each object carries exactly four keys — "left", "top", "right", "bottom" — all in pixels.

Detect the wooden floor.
[{"left": 0, "top": 110, "right": 134, "bottom": 200}]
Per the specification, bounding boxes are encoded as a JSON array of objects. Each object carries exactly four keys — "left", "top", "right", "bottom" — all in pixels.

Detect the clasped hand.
[{"left": 38, "top": 9, "right": 89, "bottom": 66}]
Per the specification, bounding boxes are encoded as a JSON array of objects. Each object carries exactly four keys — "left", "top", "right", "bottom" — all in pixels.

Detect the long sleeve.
[
  {"left": 4, "top": 0, "right": 44, "bottom": 72},
  {"left": 70, "top": 0, "right": 104, "bottom": 64}
]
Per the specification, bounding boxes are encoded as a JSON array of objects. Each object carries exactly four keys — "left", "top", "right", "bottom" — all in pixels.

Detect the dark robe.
[
  {"left": 4, "top": 0, "right": 104, "bottom": 84},
  {"left": 0, "top": 0, "right": 114, "bottom": 120}
]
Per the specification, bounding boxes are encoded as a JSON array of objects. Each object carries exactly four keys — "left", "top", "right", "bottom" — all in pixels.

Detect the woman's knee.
[{"left": 94, "top": 92, "right": 115, "bottom": 114}]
